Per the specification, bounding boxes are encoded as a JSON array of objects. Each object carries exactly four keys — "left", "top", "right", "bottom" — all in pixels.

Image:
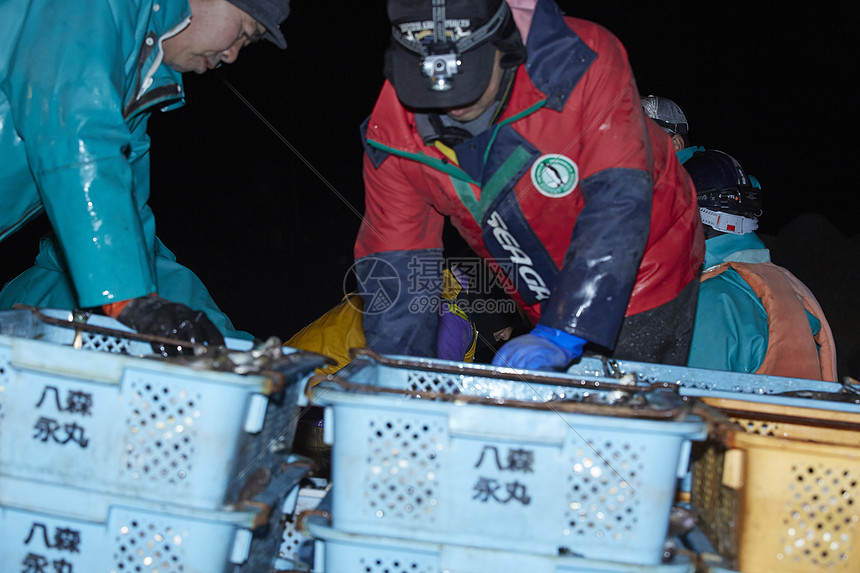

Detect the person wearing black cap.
[
  {"left": 353, "top": 0, "right": 705, "bottom": 370},
  {"left": 0, "top": 0, "right": 290, "bottom": 353}
]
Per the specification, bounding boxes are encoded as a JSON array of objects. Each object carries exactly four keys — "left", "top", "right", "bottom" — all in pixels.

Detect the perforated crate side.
[
  {"left": 325, "top": 390, "right": 704, "bottom": 565},
  {"left": 0, "top": 333, "right": 279, "bottom": 511},
  {"left": 307, "top": 520, "right": 695, "bottom": 573},
  {"left": 689, "top": 441, "right": 741, "bottom": 564},
  {"left": 0, "top": 478, "right": 257, "bottom": 573},
  {"left": 691, "top": 403, "right": 860, "bottom": 573}
]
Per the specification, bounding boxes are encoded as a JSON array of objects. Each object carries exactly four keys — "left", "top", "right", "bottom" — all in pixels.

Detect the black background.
[{"left": 5, "top": 2, "right": 857, "bottom": 375}]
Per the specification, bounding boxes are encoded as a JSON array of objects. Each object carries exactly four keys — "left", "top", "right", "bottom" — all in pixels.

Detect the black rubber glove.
[{"left": 116, "top": 295, "right": 225, "bottom": 356}]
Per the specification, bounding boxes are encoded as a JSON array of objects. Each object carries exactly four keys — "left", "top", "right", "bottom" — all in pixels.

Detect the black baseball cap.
[
  {"left": 226, "top": 0, "right": 290, "bottom": 49},
  {"left": 386, "top": 0, "right": 513, "bottom": 109}
]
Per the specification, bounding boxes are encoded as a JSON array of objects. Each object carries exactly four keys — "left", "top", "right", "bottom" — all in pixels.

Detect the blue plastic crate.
[
  {"left": 566, "top": 356, "right": 859, "bottom": 411},
  {"left": 0, "top": 308, "right": 326, "bottom": 511},
  {"left": 0, "top": 474, "right": 258, "bottom": 573},
  {"left": 311, "top": 353, "right": 706, "bottom": 565},
  {"left": 305, "top": 518, "right": 694, "bottom": 573}
]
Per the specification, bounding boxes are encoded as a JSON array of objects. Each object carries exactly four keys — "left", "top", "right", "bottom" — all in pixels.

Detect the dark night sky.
[{"left": 5, "top": 2, "right": 856, "bottom": 371}]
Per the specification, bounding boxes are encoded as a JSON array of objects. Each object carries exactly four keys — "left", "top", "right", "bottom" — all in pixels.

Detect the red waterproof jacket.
[{"left": 355, "top": 0, "right": 703, "bottom": 356}]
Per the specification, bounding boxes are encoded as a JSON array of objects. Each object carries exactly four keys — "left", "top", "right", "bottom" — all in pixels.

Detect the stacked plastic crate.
[
  {"left": 568, "top": 357, "right": 860, "bottom": 573},
  {"left": 306, "top": 351, "right": 709, "bottom": 572},
  {"left": 0, "top": 308, "right": 324, "bottom": 572}
]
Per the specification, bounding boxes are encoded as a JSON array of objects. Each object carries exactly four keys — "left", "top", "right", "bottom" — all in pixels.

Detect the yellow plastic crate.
[{"left": 691, "top": 397, "right": 860, "bottom": 573}]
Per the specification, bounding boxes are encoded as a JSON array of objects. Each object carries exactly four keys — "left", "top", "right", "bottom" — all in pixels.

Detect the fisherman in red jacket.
[{"left": 353, "top": 0, "right": 704, "bottom": 370}]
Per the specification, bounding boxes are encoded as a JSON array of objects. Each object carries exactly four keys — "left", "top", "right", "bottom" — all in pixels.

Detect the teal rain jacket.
[
  {"left": 687, "top": 232, "right": 825, "bottom": 374},
  {"left": 0, "top": 0, "right": 250, "bottom": 339}
]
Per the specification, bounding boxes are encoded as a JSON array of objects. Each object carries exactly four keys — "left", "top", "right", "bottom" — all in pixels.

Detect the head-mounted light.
[
  {"left": 422, "top": 51, "right": 460, "bottom": 91},
  {"left": 393, "top": 0, "right": 508, "bottom": 93}
]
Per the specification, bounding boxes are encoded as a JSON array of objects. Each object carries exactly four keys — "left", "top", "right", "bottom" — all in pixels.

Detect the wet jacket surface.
[
  {"left": 0, "top": 0, "right": 247, "bottom": 337},
  {"left": 688, "top": 233, "right": 837, "bottom": 381},
  {"left": 354, "top": 0, "right": 703, "bottom": 357}
]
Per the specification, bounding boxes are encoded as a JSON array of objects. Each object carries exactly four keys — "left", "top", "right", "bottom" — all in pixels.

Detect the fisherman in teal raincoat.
[{"left": 0, "top": 0, "right": 290, "bottom": 349}]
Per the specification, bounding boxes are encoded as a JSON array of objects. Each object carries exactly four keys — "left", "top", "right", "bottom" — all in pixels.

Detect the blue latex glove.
[{"left": 491, "top": 324, "right": 587, "bottom": 371}]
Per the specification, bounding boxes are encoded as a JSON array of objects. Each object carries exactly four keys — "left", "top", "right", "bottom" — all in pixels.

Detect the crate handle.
[
  {"left": 295, "top": 508, "right": 332, "bottom": 535},
  {"left": 17, "top": 305, "right": 334, "bottom": 395},
  {"left": 345, "top": 348, "right": 679, "bottom": 395},
  {"left": 308, "top": 372, "right": 690, "bottom": 420},
  {"left": 16, "top": 303, "right": 211, "bottom": 354},
  {"left": 691, "top": 396, "right": 860, "bottom": 433},
  {"left": 688, "top": 399, "right": 747, "bottom": 439},
  {"left": 259, "top": 350, "right": 337, "bottom": 395},
  {"left": 237, "top": 459, "right": 315, "bottom": 529},
  {"left": 305, "top": 371, "right": 353, "bottom": 402}
]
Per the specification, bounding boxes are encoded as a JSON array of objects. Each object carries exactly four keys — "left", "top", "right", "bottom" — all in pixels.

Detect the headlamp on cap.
[
  {"left": 423, "top": 48, "right": 460, "bottom": 92},
  {"left": 393, "top": 0, "right": 507, "bottom": 93}
]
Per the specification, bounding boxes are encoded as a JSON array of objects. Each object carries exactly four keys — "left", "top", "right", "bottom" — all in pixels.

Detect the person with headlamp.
[
  {"left": 353, "top": 0, "right": 705, "bottom": 371},
  {"left": 1, "top": 0, "right": 291, "bottom": 353}
]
